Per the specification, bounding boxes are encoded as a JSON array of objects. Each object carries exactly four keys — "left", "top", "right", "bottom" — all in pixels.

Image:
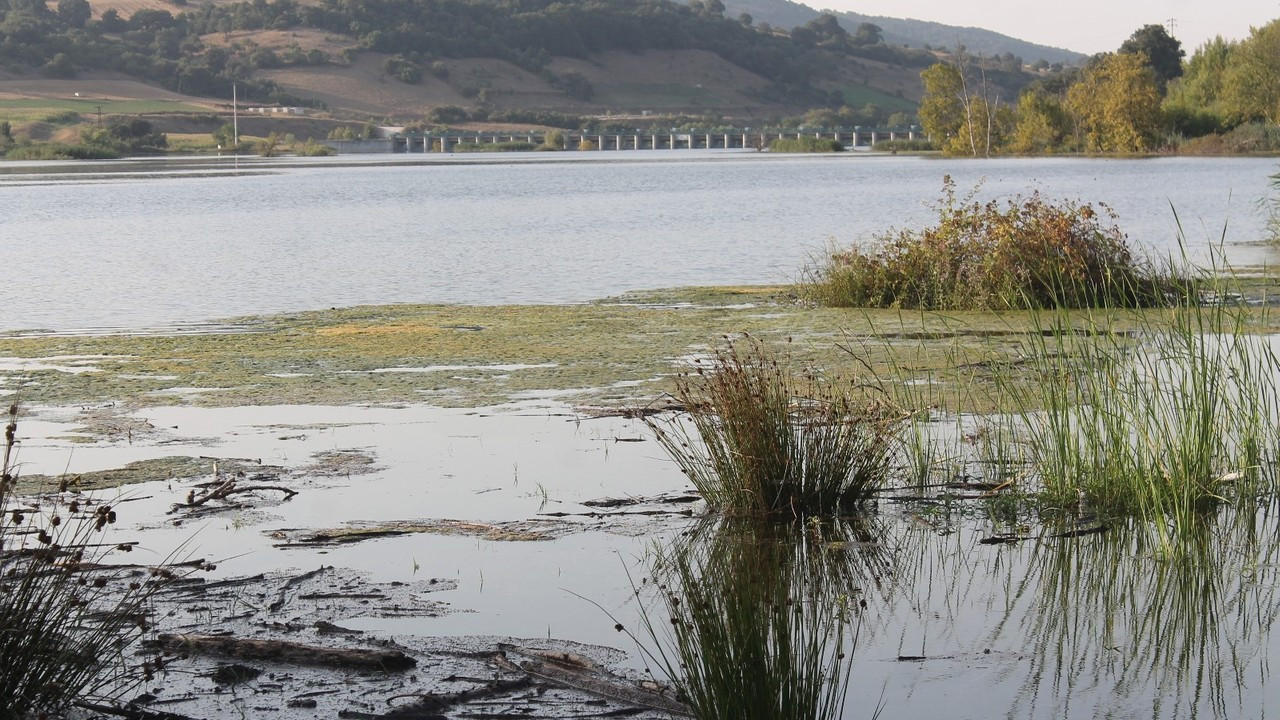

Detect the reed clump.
[
  {"left": 647, "top": 336, "right": 901, "bottom": 516},
  {"left": 805, "top": 177, "right": 1185, "bottom": 310},
  {"left": 0, "top": 403, "right": 167, "bottom": 718},
  {"left": 769, "top": 137, "right": 845, "bottom": 153}
]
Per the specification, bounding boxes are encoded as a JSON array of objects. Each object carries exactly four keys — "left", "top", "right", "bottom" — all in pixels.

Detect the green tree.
[
  {"left": 886, "top": 111, "right": 913, "bottom": 127},
  {"left": 852, "top": 22, "right": 882, "bottom": 47},
  {"left": 919, "top": 63, "right": 965, "bottom": 147},
  {"left": 55, "top": 0, "right": 91, "bottom": 28},
  {"left": 1165, "top": 37, "right": 1233, "bottom": 113},
  {"left": 258, "top": 131, "right": 282, "bottom": 157},
  {"left": 41, "top": 52, "right": 76, "bottom": 79},
  {"left": 1066, "top": 52, "right": 1163, "bottom": 152},
  {"left": 1007, "top": 91, "right": 1069, "bottom": 153},
  {"left": 541, "top": 129, "right": 565, "bottom": 150},
  {"left": 212, "top": 123, "right": 235, "bottom": 147},
  {"left": 918, "top": 62, "right": 1007, "bottom": 156},
  {"left": 1119, "top": 24, "right": 1184, "bottom": 89},
  {"left": 1164, "top": 37, "right": 1234, "bottom": 135},
  {"left": 1222, "top": 20, "right": 1280, "bottom": 124}
]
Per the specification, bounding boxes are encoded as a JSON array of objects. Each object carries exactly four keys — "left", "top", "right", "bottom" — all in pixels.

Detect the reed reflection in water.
[
  {"left": 996, "top": 505, "right": 1280, "bottom": 719},
  {"left": 622, "top": 504, "right": 1280, "bottom": 719},
  {"left": 636, "top": 516, "right": 895, "bottom": 720}
]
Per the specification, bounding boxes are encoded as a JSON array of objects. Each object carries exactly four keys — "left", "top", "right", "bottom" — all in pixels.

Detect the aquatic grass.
[
  {"left": 0, "top": 403, "right": 169, "bottom": 718},
  {"left": 804, "top": 177, "right": 1187, "bottom": 310},
  {"left": 623, "top": 517, "right": 882, "bottom": 720},
  {"left": 647, "top": 336, "right": 903, "bottom": 516},
  {"left": 984, "top": 260, "right": 1280, "bottom": 540}
]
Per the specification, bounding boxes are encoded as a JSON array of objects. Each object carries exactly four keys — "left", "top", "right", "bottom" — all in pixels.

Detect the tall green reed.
[{"left": 982, "top": 254, "right": 1280, "bottom": 543}]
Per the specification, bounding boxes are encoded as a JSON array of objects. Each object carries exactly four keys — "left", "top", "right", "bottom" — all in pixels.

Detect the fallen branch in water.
[
  {"left": 174, "top": 466, "right": 297, "bottom": 511},
  {"left": 149, "top": 633, "right": 417, "bottom": 671}
]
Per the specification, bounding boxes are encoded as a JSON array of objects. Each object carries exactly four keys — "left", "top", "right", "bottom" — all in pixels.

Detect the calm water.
[
  {"left": 16, "top": 403, "right": 1279, "bottom": 719},
  {"left": 2, "top": 152, "right": 1277, "bottom": 332}
]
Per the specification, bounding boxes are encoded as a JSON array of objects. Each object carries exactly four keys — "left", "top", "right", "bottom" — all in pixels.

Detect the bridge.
[{"left": 324, "top": 127, "right": 921, "bottom": 154}]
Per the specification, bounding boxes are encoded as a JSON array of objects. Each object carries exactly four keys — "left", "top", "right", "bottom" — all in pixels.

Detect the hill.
[
  {"left": 0, "top": 0, "right": 1042, "bottom": 132},
  {"left": 723, "top": 0, "right": 1086, "bottom": 65}
]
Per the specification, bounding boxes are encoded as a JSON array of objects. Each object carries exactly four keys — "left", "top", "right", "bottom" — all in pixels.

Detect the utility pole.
[
  {"left": 1166, "top": 17, "right": 1177, "bottom": 35},
  {"left": 232, "top": 83, "right": 239, "bottom": 146}
]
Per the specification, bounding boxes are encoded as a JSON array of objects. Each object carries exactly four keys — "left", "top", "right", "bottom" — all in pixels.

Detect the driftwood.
[
  {"left": 150, "top": 633, "right": 416, "bottom": 671},
  {"left": 495, "top": 644, "right": 690, "bottom": 716},
  {"left": 269, "top": 565, "right": 329, "bottom": 611},
  {"left": 539, "top": 509, "right": 694, "bottom": 518},
  {"left": 175, "top": 468, "right": 297, "bottom": 511},
  {"left": 979, "top": 525, "right": 1108, "bottom": 545},
  {"left": 73, "top": 700, "right": 200, "bottom": 720},
  {"left": 581, "top": 493, "right": 700, "bottom": 508}
]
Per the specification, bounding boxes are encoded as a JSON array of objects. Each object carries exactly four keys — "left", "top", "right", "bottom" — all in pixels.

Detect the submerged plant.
[
  {"left": 625, "top": 517, "right": 884, "bottom": 720},
  {"left": 647, "top": 336, "right": 902, "bottom": 516},
  {"left": 0, "top": 403, "right": 168, "bottom": 718},
  {"left": 805, "top": 177, "right": 1187, "bottom": 310}
]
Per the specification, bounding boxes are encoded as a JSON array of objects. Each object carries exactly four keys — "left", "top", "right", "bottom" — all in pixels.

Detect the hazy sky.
[{"left": 809, "top": 0, "right": 1277, "bottom": 55}]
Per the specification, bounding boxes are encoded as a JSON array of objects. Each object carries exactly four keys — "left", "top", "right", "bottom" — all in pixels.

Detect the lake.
[
  {"left": 2, "top": 152, "right": 1277, "bottom": 333},
  {"left": 4, "top": 150, "right": 1280, "bottom": 719}
]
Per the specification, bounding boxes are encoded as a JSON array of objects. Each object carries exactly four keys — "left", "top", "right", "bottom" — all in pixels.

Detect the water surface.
[{"left": 3, "top": 153, "right": 1276, "bottom": 332}]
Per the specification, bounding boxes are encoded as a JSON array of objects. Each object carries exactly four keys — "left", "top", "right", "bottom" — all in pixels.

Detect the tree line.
[{"left": 918, "top": 21, "right": 1280, "bottom": 156}]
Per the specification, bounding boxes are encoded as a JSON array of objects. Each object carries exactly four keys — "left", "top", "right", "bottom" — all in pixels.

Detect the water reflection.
[
  {"left": 1002, "top": 507, "right": 1280, "bottom": 719},
  {"left": 639, "top": 504, "right": 1279, "bottom": 719},
  {"left": 643, "top": 515, "right": 894, "bottom": 720}
]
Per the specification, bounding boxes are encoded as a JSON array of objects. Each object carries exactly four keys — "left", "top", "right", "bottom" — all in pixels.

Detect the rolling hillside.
[
  {"left": 723, "top": 0, "right": 1086, "bottom": 65},
  {"left": 3, "top": 0, "right": 1050, "bottom": 128}
]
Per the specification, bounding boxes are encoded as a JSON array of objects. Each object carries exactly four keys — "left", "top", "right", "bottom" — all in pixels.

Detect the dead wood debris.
[
  {"left": 275, "top": 519, "right": 565, "bottom": 547},
  {"left": 150, "top": 633, "right": 418, "bottom": 671},
  {"left": 581, "top": 493, "right": 700, "bottom": 509},
  {"left": 173, "top": 468, "right": 297, "bottom": 511}
]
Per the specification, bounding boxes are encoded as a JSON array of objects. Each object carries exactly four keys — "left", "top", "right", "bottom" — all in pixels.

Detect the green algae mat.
[{"left": 2, "top": 285, "right": 1276, "bottom": 413}]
